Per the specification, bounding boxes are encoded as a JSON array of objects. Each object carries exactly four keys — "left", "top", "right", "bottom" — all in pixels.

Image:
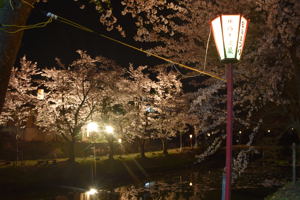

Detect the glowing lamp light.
[
  {"left": 37, "top": 89, "right": 44, "bottom": 100},
  {"left": 211, "top": 15, "right": 249, "bottom": 62},
  {"left": 105, "top": 125, "right": 114, "bottom": 134},
  {"left": 118, "top": 138, "right": 122, "bottom": 143},
  {"left": 189, "top": 134, "right": 193, "bottom": 139},
  {"left": 87, "top": 122, "right": 99, "bottom": 133},
  {"left": 86, "top": 188, "right": 98, "bottom": 195}
]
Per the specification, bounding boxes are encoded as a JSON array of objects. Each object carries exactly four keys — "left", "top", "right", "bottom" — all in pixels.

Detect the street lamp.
[
  {"left": 105, "top": 125, "right": 114, "bottom": 134},
  {"left": 211, "top": 14, "right": 249, "bottom": 200},
  {"left": 37, "top": 89, "right": 44, "bottom": 100},
  {"left": 189, "top": 134, "right": 193, "bottom": 149},
  {"left": 87, "top": 122, "right": 99, "bottom": 136},
  {"left": 105, "top": 125, "right": 114, "bottom": 159},
  {"left": 86, "top": 121, "right": 99, "bottom": 184}
]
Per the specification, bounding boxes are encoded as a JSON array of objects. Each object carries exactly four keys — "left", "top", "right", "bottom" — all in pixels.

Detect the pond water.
[{"left": 5, "top": 167, "right": 277, "bottom": 200}]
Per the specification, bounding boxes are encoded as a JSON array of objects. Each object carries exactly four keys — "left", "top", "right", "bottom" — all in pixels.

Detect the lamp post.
[
  {"left": 105, "top": 125, "right": 115, "bottom": 159},
  {"left": 189, "top": 134, "right": 193, "bottom": 149},
  {"left": 211, "top": 14, "right": 249, "bottom": 200},
  {"left": 86, "top": 121, "right": 99, "bottom": 184}
]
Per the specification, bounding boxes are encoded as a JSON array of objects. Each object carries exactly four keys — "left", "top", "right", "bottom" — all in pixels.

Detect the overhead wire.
[
  {"left": 203, "top": 27, "right": 211, "bottom": 70},
  {"left": 56, "top": 15, "right": 225, "bottom": 81},
  {"left": 12, "top": 0, "right": 225, "bottom": 81},
  {"left": 0, "top": 18, "right": 52, "bottom": 33},
  {"left": 21, "top": 0, "right": 34, "bottom": 8}
]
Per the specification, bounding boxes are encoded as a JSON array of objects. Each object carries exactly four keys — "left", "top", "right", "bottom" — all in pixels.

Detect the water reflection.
[
  {"left": 38, "top": 168, "right": 275, "bottom": 200},
  {"left": 54, "top": 188, "right": 119, "bottom": 200},
  {"left": 115, "top": 170, "right": 221, "bottom": 200}
]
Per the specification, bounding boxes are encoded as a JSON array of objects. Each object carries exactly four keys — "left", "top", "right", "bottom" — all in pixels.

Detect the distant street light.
[
  {"left": 211, "top": 14, "right": 249, "bottom": 200},
  {"left": 105, "top": 125, "right": 114, "bottom": 134},
  {"left": 37, "top": 89, "right": 44, "bottom": 100},
  {"left": 87, "top": 122, "right": 99, "bottom": 136},
  {"left": 105, "top": 125, "right": 114, "bottom": 159},
  {"left": 86, "top": 121, "right": 99, "bottom": 184},
  {"left": 267, "top": 129, "right": 271, "bottom": 133},
  {"left": 86, "top": 188, "right": 98, "bottom": 195},
  {"left": 189, "top": 134, "right": 193, "bottom": 149}
]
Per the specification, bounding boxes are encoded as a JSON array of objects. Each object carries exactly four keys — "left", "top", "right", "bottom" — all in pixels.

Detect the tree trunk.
[
  {"left": 138, "top": 137, "right": 146, "bottom": 158},
  {"left": 108, "top": 137, "right": 114, "bottom": 160},
  {"left": 0, "top": 0, "right": 35, "bottom": 114},
  {"left": 69, "top": 138, "right": 75, "bottom": 163},
  {"left": 161, "top": 138, "right": 168, "bottom": 155}
]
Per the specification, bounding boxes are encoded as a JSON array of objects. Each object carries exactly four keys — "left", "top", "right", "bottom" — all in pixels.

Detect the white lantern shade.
[
  {"left": 211, "top": 15, "right": 249, "bottom": 62},
  {"left": 37, "top": 89, "right": 44, "bottom": 100}
]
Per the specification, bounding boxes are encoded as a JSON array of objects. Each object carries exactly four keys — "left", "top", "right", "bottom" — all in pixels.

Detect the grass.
[
  {"left": 0, "top": 148, "right": 190, "bottom": 168},
  {"left": 265, "top": 182, "right": 300, "bottom": 200}
]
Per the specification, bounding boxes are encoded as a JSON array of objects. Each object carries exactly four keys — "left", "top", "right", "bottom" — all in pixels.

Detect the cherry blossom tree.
[
  {"left": 0, "top": 57, "right": 40, "bottom": 137},
  {"left": 150, "top": 67, "right": 184, "bottom": 155},
  {"left": 36, "top": 50, "right": 122, "bottom": 162},
  {"left": 117, "top": 65, "right": 157, "bottom": 158}
]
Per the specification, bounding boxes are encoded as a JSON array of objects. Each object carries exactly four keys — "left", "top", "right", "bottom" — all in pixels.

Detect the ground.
[{"left": 265, "top": 182, "right": 300, "bottom": 200}]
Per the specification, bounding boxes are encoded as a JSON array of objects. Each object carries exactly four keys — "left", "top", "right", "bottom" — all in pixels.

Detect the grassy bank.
[
  {"left": 265, "top": 182, "right": 300, "bottom": 200},
  {"left": 0, "top": 148, "right": 211, "bottom": 192}
]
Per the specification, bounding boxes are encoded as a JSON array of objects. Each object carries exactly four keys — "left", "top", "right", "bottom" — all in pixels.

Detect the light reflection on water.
[
  {"left": 50, "top": 169, "right": 273, "bottom": 200},
  {"left": 5, "top": 168, "right": 276, "bottom": 200}
]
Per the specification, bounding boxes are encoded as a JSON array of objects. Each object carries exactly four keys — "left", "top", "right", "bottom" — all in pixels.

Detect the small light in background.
[
  {"left": 37, "top": 89, "right": 44, "bottom": 100},
  {"left": 189, "top": 182, "right": 193, "bottom": 186},
  {"left": 267, "top": 129, "right": 271, "bottom": 133},
  {"left": 239, "top": 131, "right": 242, "bottom": 134},
  {"left": 118, "top": 138, "right": 122, "bottom": 143},
  {"left": 105, "top": 125, "right": 114, "bottom": 134},
  {"left": 189, "top": 134, "right": 193, "bottom": 139}
]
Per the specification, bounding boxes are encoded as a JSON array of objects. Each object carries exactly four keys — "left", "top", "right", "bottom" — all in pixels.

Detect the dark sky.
[{"left": 16, "top": 0, "right": 161, "bottom": 68}]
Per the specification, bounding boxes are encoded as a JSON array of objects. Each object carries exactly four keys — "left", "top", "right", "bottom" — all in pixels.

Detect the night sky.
[{"left": 16, "top": 0, "right": 162, "bottom": 68}]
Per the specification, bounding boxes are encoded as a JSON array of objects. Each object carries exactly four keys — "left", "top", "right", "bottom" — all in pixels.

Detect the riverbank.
[
  {"left": 0, "top": 148, "right": 213, "bottom": 193},
  {"left": 0, "top": 146, "right": 296, "bottom": 198}
]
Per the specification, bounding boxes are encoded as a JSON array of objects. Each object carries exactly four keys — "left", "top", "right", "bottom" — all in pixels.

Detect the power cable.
[
  {"left": 55, "top": 14, "right": 225, "bottom": 81},
  {"left": 0, "top": 18, "right": 52, "bottom": 33},
  {"left": 203, "top": 27, "right": 211, "bottom": 70}
]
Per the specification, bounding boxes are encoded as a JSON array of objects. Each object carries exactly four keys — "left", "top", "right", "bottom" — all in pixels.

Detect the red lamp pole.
[{"left": 225, "top": 63, "right": 233, "bottom": 200}]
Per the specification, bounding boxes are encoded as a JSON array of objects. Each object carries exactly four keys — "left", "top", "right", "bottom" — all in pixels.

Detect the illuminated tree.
[
  {"left": 118, "top": 65, "right": 156, "bottom": 158},
  {"left": 150, "top": 67, "right": 184, "bottom": 155},
  {"left": 0, "top": 57, "right": 40, "bottom": 136},
  {"left": 36, "top": 50, "right": 122, "bottom": 162}
]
